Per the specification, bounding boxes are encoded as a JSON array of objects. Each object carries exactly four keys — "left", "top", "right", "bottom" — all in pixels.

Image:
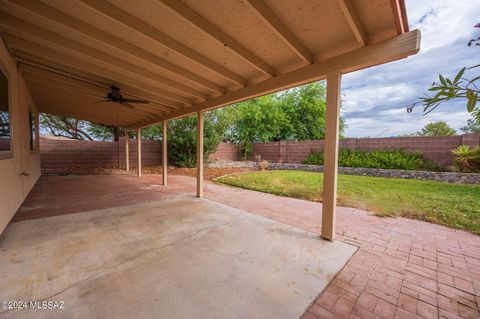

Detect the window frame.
[
  {"left": 0, "top": 63, "right": 12, "bottom": 160},
  {"left": 29, "top": 110, "right": 39, "bottom": 153}
]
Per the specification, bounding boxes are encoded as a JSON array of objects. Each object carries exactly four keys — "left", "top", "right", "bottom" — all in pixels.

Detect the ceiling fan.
[{"left": 97, "top": 87, "right": 150, "bottom": 109}]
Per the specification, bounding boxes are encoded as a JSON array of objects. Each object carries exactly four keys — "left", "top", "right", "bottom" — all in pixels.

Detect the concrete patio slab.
[{"left": 0, "top": 195, "right": 356, "bottom": 319}]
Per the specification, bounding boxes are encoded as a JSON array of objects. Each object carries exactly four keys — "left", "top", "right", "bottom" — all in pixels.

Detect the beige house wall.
[{"left": 0, "top": 40, "right": 40, "bottom": 234}]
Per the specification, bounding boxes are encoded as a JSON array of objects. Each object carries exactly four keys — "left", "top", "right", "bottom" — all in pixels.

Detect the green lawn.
[{"left": 215, "top": 170, "right": 480, "bottom": 235}]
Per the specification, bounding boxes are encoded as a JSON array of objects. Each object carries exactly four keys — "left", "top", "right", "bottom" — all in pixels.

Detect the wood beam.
[
  {"left": 26, "top": 81, "right": 160, "bottom": 118},
  {"left": 9, "top": 0, "right": 224, "bottom": 94},
  {"left": 196, "top": 111, "right": 203, "bottom": 198},
  {"left": 162, "top": 121, "right": 168, "bottom": 186},
  {"left": 336, "top": 0, "right": 367, "bottom": 46},
  {"left": 137, "top": 129, "right": 142, "bottom": 177},
  {"left": 321, "top": 71, "right": 341, "bottom": 241},
  {"left": 39, "top": 105, "right": 133, "bottom": 127},
  {"left": 78, "top": 0, "right": 247, "bottom": 87},
  {"left": 4, "top": 34, "right": 193, "bottom": 106},
  {"left": 23, "top": 74, "right": 166, "bottom": 117},
  {"left": 27, "top": 86, "right": 152, "bottom": 120},
  {"left": 244, "top": 0, "right": 313, "bottom": 64},
  {"left": 129, "top": 30, "right": 420, "bottom": 129},
  {"left": 390, "top": 0, "right": 408, "bottom": 34},
  {"left": 29, "top": 88, "right": 151, "bottom": 122},
  {"left": 18, "top": 62, "right": 176, "bottom": 113},
  {"left": 125, "top": 134, "right": 130, "bottom": 173},
  {"left": 159, "top": 0, "right": 275, "bottom": 77},
  {"left": 0, "top": 12, "right": 207, "bottom": 100}
]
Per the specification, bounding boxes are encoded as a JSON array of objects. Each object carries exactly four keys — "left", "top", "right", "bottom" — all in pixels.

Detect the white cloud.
[
  {"left": 342, "top": 0, "right": 480, "bottom": 137},
  {"left": 343, "top": 83, "right": 415, "bottom": 113}
]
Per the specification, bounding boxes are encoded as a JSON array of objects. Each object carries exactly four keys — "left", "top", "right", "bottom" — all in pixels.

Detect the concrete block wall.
[
  {"left": 208, "top": 143, "right": 239, "bottom": 161},
  {"left": 211, "top": 134, "right": 480, "bottom": 166},
  {"left": 39, "top": 134, "right": 480, "bottom": 169},
  {"left": 40, "top": 137, "right": 162, "bottom": 169}
]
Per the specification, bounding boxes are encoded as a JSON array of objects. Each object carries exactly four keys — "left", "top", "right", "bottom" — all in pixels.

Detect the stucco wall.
[{"left": 0, "top": 40, "right": 41, "bottom": 234}]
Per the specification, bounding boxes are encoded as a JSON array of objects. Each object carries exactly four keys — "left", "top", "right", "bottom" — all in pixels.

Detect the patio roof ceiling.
[{"left": 0, "top": 0, "right": 417, "bottom": 128}]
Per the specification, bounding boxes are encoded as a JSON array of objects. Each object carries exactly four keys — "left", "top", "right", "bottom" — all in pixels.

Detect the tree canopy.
[
  {"left": 228, "top": 82, "right": 344, "bottom": 143},
  {"left": 416, "top": 121, "right": 457, "bottom": 137},
  {"left": 461, "top": 108, "right": 480, "bottom": 134}
]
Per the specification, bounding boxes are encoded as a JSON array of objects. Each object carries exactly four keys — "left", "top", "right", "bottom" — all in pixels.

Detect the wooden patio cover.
[{"left": 0, "top": 0, "right": 420, "bottom": 240}]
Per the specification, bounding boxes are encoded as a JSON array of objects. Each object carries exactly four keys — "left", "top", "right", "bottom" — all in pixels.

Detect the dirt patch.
[{"left": 42, "top": 166, "right": 257, "bottom": 180}]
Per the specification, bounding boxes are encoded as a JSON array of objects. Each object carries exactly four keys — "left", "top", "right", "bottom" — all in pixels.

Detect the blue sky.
[{"left": 341, "top": 0, "right": 479, "bottom": 137}]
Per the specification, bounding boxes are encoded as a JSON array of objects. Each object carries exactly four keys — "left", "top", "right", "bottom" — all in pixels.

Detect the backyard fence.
[
  {"left": 210, "top": 134, "right": 480, "bottom": 166},
  {"left": 40, "top": 137, "right": 161, "bottom": 168},
  {"left": 40, "top": 134, "right": 480, "bottom": 169}
]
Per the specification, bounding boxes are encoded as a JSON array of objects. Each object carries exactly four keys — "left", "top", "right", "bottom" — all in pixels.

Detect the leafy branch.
[{"left": 407, "top": 66, "right": 480, "bottom": 120}]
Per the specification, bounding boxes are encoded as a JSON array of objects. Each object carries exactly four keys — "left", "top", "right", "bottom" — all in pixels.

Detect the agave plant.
[{"left": 451, "top": 145, "right": 480, "bottom": 173}]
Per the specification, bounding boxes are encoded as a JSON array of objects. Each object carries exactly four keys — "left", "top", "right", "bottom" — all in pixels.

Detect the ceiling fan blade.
[
  {"left": 123, "top": 98, "right": 149, "bottom": 104},
  {"left": 121, "top": 102, "right": 136, "bottom": 109}
]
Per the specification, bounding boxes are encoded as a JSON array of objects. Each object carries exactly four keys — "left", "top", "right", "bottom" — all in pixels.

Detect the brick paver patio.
[{"left": 13, "top": 174, "right": 480, "bottom": 319}]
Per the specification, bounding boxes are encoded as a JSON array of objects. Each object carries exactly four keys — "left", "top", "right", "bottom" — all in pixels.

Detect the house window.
[
  {"left": 29, "top": 111, "right": 37, "bottom": 151},
  {"left": 0, "top": 69, "right": 10, "bottom": 154}
]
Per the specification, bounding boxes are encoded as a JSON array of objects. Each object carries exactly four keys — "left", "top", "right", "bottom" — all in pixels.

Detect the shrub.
[
  {"left": 239, "top": 141, "right": 253, "bottom": 161},
  {"left": 259, "top": 160, "right": 269, "bottom": 171},
  {"left": 451, "top": 145, "right": 480, "bottom": 173},
  {"left": 302, "top": 148, "right": 440, "bottom": 171}
]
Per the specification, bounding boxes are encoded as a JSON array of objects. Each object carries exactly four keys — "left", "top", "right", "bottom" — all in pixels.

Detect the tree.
[
  {"left": 41, "top": 114, "right": 94, "bottom": 140},
  {"left": 166, "top": 108, "right": 234, "bottom": 167},
  {"left": 40, "top": 114, "right": 128, "bottom": 141},
  {"left": 230, "top": 94, "right": 290, "bottom": 143},
  {"left": 416, "top": 121, "right": 457, "bottom": 136},
  {"left": 230, "top": 82, "right": 345, "bottom": 143},
  {"left": 460, "top": 108, "right": 480, "bottom": 134}
]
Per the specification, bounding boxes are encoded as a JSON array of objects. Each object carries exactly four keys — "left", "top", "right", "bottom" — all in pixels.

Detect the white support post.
[
  {"left": 196, "top": 111, "right": 204, "bottom": 198},
  {"left": 322, "top": 71, "right": 341, "bottom": 241},
  {"left": 162, "top": 121, "right": 168, "bottom": 186},
  {"left": 137, "top": 128, "right": 142, "bottom": 177},
  {"left": 125, "top": 131, "right": 130, "bottom": 173}
]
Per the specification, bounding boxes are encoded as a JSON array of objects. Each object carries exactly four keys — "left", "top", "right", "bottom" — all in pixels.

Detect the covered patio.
[
  {"left": 2, "top": 174, "right": 358, "bottom": 319},
  {"left": 0, "top": 0, "right": 434, "bottom": 318},
  {"left": 0, "top": 0, "right": 419, "bottom": 240},
  {"left": 3, "top": 174, "right": 480, "bottom": 318}
]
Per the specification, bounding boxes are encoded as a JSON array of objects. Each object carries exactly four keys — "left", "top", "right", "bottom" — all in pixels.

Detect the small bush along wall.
[{"left": 302, "top": 148, "right": 440, "bottom": 171}]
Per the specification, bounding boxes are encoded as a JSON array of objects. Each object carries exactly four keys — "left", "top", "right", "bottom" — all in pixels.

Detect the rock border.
[{"left": 206, "top": 161, "right": 480, "bottom": 184}]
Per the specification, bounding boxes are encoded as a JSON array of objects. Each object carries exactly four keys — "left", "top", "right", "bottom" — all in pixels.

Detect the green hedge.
[{"left": 302, "top": 148, "right": 440, "bottom": 171}]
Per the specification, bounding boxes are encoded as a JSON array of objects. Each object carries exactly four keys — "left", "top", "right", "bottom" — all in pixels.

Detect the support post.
[
  {"left": 322, "top": 71, "right": 341, "bottom": 241},
  {"left": 125, "top": 131, "right": 130, "bottom": 173},
  {"left": 162, "top": 121, "right": 168, "bottom": 186},
  {"left": 137, "top": 128, "right": 142, "bottom": 177},
  {"left": 196, "top": 111, "right": 204, "bottom": 197}
]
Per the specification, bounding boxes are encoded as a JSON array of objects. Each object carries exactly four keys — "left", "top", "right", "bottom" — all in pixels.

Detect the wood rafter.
[
  {"left": 78, "top": 0, "right": 247, "bottom": 87},
  {"left": 26, "top": 81, "right": 163, "bottom": 118},
  {"left": 30, "top": 90, "right": 150, "bottom": 121},
  {"left": 17, "top": 61, "right": 179, "bottom": 113},
  {"left": 158, "top": 0, "right": 275, "bottom": 77},
  {"left": 336, "top": 0, "right": 367, "bottom": 46},
  {"left": 4, "top": 34, "right": 193, "bottom": 106},
  {"left": 8, "top": 0, "right": 225, "bottom": 94},
  {"left": 0, "top": 12, "right": 207, "bottom": 101},
  {"left": 244, "top": 0, "right": 313, "bottom": 64},
  {"left": 38, "top": 102, "right": 137, "bottom": 125},
  {"left": 39, "top": 107, "right": 134, "bottom": 127},
  {"left": 130, "top": 30, "right": 420, "bottom": 129},
  {"left": 390, "top": 0, "right": 409, "bottom": 34}
]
